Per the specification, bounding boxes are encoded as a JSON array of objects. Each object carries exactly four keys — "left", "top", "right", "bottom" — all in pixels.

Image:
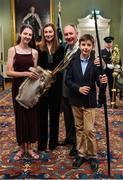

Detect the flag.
[{"left": 57, "top": 1, "right": 63, "bottom": 44}]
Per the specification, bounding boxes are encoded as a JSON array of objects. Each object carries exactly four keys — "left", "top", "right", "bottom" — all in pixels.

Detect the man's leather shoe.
[
  {"left": 72, "top": 156, "right": 85, "bottom": 169},
  {"left": 69, "top": 146, "right": 78, "bottom": 156},
  {"left": 89, "top": 158, "right": 99, "bottom": 171}
]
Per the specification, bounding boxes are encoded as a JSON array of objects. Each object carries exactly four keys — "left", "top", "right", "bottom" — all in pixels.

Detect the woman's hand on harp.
[{"left": 25, "top": 71, "right": 40, "bottom": 80}]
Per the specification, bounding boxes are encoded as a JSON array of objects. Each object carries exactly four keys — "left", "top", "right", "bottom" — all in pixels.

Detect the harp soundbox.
[{"left": 16, "top": 51, "right": 73, "bottom": 109}]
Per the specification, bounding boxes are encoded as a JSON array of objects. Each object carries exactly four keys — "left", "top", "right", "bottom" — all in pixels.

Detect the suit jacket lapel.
[{"left": 76, "top": 57, "right": 84, "bottom": 77}]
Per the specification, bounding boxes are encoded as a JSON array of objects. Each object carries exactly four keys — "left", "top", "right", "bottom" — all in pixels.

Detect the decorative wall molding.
[{"left": 77, "top": 14, "right": 111, "bottom": 55}]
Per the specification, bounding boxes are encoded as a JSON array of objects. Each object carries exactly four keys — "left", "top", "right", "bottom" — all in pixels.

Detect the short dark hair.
[{"left": 79, "top": 34, "right": 95, "bottom": 46}]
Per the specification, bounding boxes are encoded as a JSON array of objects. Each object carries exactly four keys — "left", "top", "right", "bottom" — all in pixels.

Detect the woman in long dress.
[{"left": 6, "top": 24, "right": 40, "bottom": 160}]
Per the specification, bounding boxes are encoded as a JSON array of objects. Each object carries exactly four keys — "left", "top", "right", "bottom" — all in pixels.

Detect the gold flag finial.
[{"left": 58, "top": 1, "right": 61, "bottom": 13}]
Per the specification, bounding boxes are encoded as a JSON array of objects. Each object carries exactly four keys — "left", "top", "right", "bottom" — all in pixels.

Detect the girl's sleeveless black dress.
[{"left": 12, "top": 51, "right": 40, "bottom": 146}]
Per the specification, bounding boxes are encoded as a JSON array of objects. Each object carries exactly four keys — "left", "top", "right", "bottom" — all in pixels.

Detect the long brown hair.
[
  {"left": 39, "top": 23, "right": 59, "bottom": 53},
  {"left": 16, "top": 24, "right": 36, "bottom": 48}
]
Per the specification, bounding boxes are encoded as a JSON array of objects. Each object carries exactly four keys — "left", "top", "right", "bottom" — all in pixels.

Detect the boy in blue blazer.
[{"left": 65, "top": 34, "right": 107, "bottom": 171}]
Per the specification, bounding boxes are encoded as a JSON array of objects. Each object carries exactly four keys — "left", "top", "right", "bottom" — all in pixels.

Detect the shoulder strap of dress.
[
  {"left": 13, "top": 46, "right": 17, "bottom": 63},
  {"left": 14, "top": 46, "right": 17, "bottom": 54},
  {"left": 31, "top": 48, "right": 35, "bottom": 61},
  {"left": 14, "top": 46, "right": 16, "bottom": 53}
]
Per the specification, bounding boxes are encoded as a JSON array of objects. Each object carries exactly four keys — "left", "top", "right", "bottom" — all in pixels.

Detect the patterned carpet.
[{"left": 0, "top": 88, "right": 123, "bottom": 179}]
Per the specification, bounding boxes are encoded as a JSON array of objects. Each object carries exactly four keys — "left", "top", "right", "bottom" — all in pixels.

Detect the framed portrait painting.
[{"left": 11, "top": 0, "right": 54, "bottom": 44}]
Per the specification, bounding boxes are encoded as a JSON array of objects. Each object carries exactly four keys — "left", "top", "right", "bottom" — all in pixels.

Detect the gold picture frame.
[{"left": 10, "top": 0, "right": 54, "bottom": 45}]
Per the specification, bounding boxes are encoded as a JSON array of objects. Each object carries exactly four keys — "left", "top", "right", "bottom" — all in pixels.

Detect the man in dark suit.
[
  {"left": 61, "top": 24, "right": 79, "bottom": 156},
  {"left": 97, "top": 36, "right": 114, "bottom": 108}
]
